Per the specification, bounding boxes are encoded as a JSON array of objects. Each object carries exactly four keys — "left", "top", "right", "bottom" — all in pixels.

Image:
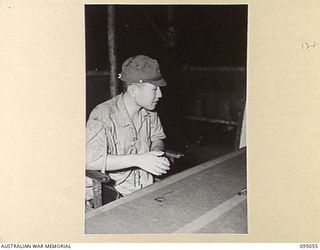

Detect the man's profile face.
[{"left": 134, "top": 82, "right": 162, "bottom": 110}]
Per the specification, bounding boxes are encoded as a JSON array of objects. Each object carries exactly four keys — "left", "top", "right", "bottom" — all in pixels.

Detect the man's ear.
[{"left": 127, "top": 84, "right": 138, "bottom": 98}]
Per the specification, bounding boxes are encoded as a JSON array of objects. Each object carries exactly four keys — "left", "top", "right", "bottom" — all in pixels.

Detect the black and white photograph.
[
  {"left": 84, "top": 4, "right": 248, "bottom": 234},
  {"left": 2, "top": 0, "right": 320, "bottom": 245}
]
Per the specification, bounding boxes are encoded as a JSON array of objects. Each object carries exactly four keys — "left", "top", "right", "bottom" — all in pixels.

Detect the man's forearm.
[
  {"left": 86, "top": 139, "right": 165, "bottom": 172},
  {"left": 86, "top": 154, "right": 139, "bottom": 172},
  {"left": 87, "top": 150, "right": 170, "bottom": 176},
  {"left": 105, "top": 154, "right": 140, "bottom": 171}
]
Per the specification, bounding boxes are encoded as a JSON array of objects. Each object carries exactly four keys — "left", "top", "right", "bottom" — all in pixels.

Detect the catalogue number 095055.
[{"left": 300, "top": 244, "right": 318, "bottom": 248}]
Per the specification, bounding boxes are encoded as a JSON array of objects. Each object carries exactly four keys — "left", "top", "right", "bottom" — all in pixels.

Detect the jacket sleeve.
[
  {"left": 150, "top": 112, "right": 166, "bottom": 142},
  {"left": 86, "top": 108, "right": 107, "bottom": 171}
]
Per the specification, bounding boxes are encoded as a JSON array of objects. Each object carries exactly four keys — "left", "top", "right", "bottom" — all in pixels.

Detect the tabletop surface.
[{"left": 85, "top": 147, "right": 247, "bottom": 234}]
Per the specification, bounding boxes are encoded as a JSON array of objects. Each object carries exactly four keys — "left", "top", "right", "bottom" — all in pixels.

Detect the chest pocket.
[
  {"left": 125, "top": 115, "right": 152, "bottom": 154},
  {"left": 106, "top": 114, "right": 152, "bottom": 155},
  {"left": 103, "top": 120, "right": 122, "bottom": 155},
  {"left": 138, "top": 115, "right": 152, "bottom": 152}
]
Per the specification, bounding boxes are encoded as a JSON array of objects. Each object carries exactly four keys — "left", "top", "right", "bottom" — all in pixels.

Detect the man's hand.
[{"left": 135, "top": 151, "right": 170, "bottom": 176}]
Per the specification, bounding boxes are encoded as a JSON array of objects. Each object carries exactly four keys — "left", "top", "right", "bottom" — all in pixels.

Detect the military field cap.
[{"left": 118, "top": 55, "right": 167, "bottom": 87}]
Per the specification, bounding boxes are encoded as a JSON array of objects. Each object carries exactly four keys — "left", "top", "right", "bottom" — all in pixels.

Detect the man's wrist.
[{"left": 132, "top": 154, "right": 141, "bottom": 168}]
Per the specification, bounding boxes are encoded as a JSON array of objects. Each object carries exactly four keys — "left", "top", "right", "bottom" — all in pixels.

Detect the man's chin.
[
  {"left": 145, "top": 104, "right": 157, "bottom": 111},
  {"left": 148, "top": 107, "right": 156, "bottom": 111}
]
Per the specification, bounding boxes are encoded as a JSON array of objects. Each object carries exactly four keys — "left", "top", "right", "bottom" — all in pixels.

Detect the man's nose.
[{"left": 156, "top": 87, "right": 162, "bottom": 98}]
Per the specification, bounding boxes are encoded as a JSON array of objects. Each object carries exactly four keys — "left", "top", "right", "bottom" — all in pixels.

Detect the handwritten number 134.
[{"left": 302, "top": 41, "right": 317, "bottom": 49}]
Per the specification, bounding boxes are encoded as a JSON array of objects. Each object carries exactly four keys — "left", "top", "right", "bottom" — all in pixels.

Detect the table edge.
[{"left": 85, "top": 147, "right": 246, "bottom": 220}]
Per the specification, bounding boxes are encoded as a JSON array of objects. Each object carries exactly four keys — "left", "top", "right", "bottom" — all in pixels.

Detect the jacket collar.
[{"left": 116, "top": 93, "right": 150, "bottom": 127}]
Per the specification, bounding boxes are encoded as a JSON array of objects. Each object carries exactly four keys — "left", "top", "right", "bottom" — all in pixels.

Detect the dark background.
[
  {"left": 85, "top": 5, "right": 247, "bottom": 69},
  {"left": 85, "top": 5, "right": 247, "bottom": 171}
]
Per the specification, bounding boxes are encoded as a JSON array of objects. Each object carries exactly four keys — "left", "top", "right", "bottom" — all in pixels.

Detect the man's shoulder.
[
  {"left": 94, "top": 99, "right": 115, "bottom": 113},
  {"left": 89, "top": 95, "right": 120, "bottom": 118}
]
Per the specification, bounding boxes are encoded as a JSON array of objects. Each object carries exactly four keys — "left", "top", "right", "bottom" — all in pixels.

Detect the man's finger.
[
  {"left": 146, "top": 165, "right": 163, "bottom": 175},
  {"left": 154, "top": 160, "right": 170, "bottom": 170},
  {"left": 151, "top": 170, "right": 162, "bottom": 176},
  {"left": 155, "top": 157, "right": 170, "bottom": 167},
  {"left": 150, "top": 151, "right": 164, "bottom": 156},
  {"left": 154, "top": 164, "right": 168, "bottom": 173}
]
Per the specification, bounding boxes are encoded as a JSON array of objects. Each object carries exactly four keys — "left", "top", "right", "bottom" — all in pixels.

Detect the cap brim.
[{"left": 151, "top": 78, "right": 167, "bottom": 87}]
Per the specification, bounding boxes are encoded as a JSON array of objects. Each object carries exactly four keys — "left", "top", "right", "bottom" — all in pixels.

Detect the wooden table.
[{"left": 85, "top": 147, "right": 247, "bottom": 234}]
